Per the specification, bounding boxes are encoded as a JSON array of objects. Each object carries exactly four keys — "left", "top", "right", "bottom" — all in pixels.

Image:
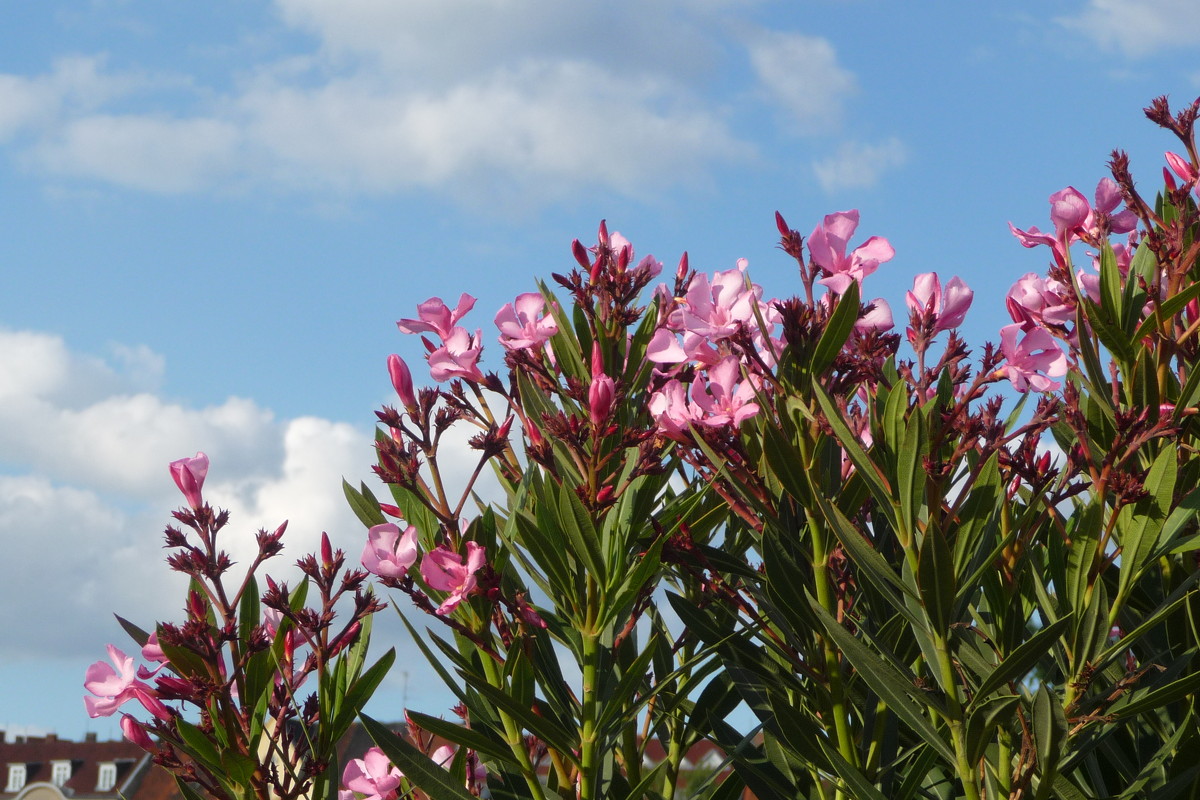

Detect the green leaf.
[
  {"left": 467, "top": 679, "right": 580, "bottom": 765},
  {"left": 1033, "top": 684, "right": 1066, "bottom": 800},
  {"left": 1098, "top": 240, "right": 1126, "bottom": 329},
  {"left": 406, "top": 710, "right": 518, "bottom": 765},
  {"left": 344, "top": 478, "right": 387, "bottom": 528},
  {"left": 1109, "top": 668, "right": 1200, "bottom": 720},
  {"left": 1157, "top": 483, "right": 1200, "bottom": 557},
  {"left": 897, "top": 405, "right": 927, "bottom": 545},
  {"left": 360, "top": 714, "right": 476, "bottom": 800},
  {"left": 965, "top": 694, "right": 1021, "bottom": 765},
  {"left": 811, "top": 279, "right": 860, "bottom": 375},
  {"left": 543, "top": 478, "right": 606, "bottom": 585},
  {"left": 1133, "top": 280, "right": 1200, "bottom": 344},
  {"left": 1082, "top": 297, "right": 1136, "bottom": 367},
  {"left": 917, "top": 525, "right": 954, "bottom": 633},
  {"left": 968, "top": 615, "right": 1073, "bottom": 706},
  {"left": 1118, "top": 443, "right": 1176, "bottom": 597},
  {"left": 810, "top": 602, "right": 956, "bottom": 766},
  {"left": 813, "top": 382, "right": 897, "bottom": 532}
]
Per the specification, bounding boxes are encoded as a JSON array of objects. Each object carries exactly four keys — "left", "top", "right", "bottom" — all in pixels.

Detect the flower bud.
[
  {"left": 169, "top": 453, "right": 209, "bottom": 509},
  {"left": 387, "top": 354, "right": 418, "bottom": 411}
]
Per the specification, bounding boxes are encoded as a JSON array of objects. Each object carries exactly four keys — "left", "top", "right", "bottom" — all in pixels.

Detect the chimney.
[
  {"left": 46, "top": 733, "right": 57, "bottom": 742},
  {"left": 85, "top": 733, "right": 97, "bottom": 744},
  {"left": 0, "top": 730, "right": 6, "bottom": 743}
]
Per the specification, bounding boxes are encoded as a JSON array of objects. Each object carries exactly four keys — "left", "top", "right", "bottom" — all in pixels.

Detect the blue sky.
[{"left": 2, "top": 0, "right": 1199, "bottom": 742}]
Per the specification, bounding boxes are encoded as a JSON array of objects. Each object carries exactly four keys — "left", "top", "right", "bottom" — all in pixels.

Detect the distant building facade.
[{"left": 0, "top": 732, "right": 179, "bottom": 800}]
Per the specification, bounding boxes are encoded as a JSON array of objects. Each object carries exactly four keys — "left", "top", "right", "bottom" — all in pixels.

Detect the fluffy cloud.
[
  {"left": 1059, "top": 0, "right": 1200, "bottom": 57},
  {"left": 813, "top": 137, "right": 907, "bottom": 192},
  {"left": 748, "top": 30, "right": 857, "bottom": 134},
  {"left": 31, "top": 114, "right": 241, "bottom": 193},
  {"left": 0, "top": 327, "right": 378, "bottom": 663},
  {"left": 0, "top": 4, "right": 866, "bottom": 205}
]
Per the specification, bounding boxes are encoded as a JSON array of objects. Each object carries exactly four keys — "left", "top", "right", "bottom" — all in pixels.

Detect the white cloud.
[
  {"left": 31, "top": 114, "right": 241, "bottom": 193},
  {"left": 1059, "top": 0, "right": 1200, "bottom": 57},
  {"left": 0, "top": 56, "right": 143, "bottom": 143},
  {"left": 0, "top": 324, "right": 514, "bottom": 685},
  {"left": 813, "top": 137, "right": 907, "bottom": 192},
  {"left": 0, "top": 327, "right": 380, "bottom": 665},
  {"left": 0, "top": 3, "right": 764, "bottom": 205},
  {"left": 236, "top": 60, "right": 749, "bottom": 201},
  {"left": 748, "top": 30, "right": 857, "bottom": 134}
]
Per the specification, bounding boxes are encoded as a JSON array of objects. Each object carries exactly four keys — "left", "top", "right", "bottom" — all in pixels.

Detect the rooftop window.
[{"left": 5, "top": 764, "right": 25, "bottom": 793}]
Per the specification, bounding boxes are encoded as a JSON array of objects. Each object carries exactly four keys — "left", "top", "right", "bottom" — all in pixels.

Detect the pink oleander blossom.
[
  {"left": 1006, "top": 273, "right": 1075, "bottom": 330},
  {"left": 421, "top": 542, "right": 486, "bottom": 615},
  {"left": 691, "top": 357, "right": 760, "bottom": 428},
  {"left": 136, "top": 632, "right": 168, "bottom": 680},
  {"left": 342, "top": 747, "right": 404, "bottom": 800},
  {"left": 495, "top": 293, "right": 558, "bottom": 351},
  {"left": 996, "top": 324, "right": 1068, "bottom": 392},
  {"left": 648, "top": 380, "right": 703, "bottom": 439},
  {"left": 397, "top": 294, "right": 476, "bottom": 339},
  {"left": 84, "top": 645, "right": 172, "bottom": 721},
  {"left": 905, "top": 273, "right": 973, "bottom": 332},
  {"left": 809, "top": 210, "right": 895, "bottom": 295},
  {"left": 427, "top": 327, "right": 485, "bottom": 383},
  {"left": 855, "top": 298, "right": 894, "bottom": 334},
  {"left": 169, "top": 452, "right": 208, "bottom": 509},
  {"left": 361, "top": 523, "right": 419, "bottom": 580},
  {"left": 1087, "top": 178, "right": 1137, "bottom": 237},
  {"left": 673, "top": 264, "right": 761, "bottom": 340}
]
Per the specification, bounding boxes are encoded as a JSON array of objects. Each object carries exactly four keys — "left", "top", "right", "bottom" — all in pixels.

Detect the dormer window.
[
  {"left": 5, "top": 764, "right": 26, "bottom": 793},
  {"left": 51, "top": 761, "right": 71, "bottom": 787},
  {"left": 96, "top": 763, "right": 117, "bottom": 792}
]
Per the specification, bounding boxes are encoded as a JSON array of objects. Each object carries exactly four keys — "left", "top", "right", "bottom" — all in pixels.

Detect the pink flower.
[
  {"left": 674, "top": 265, "right": 761, "bottom": 340},
  {"left": 1006, "top": 273, "right": 1074, "bottom": 330},
  {"left": 342, "top": 747, "right": 403, "bottom": 800},
  {"left": 691, "top": 357, "right": 760, "bottom": 428},
  {"left": 1088, "top": 178, "right": 1137, "bottom": 236},
  {"left": 361, "top": 523, "right": 419, "bottom": 579},
  {"left": 996, "top": 324, "right": 1068, "bottom": 392},
  {"left": 427, "top": 327, "right": 485, "bottom": 383},
  {"left": 421, "top": 542, "right": 486, "bottom": 615},
  {"left": 648, "top": 380, "right": 702, "bottom": 439},
  {"left": 121, "top": 715, "right": 154, "bottom": 750},
  {"left": 387, "top": 355, "right": 417, "bottom": 410},
  {"left": 169, "top": 453, "right": 209, "bottom": 509},
  {"left": 905, "top": 273, "right": 973, "bottom": 332},
  {"left": 1049, "top": 187, "right": 1090, "bottom": 240},
  {"left": 136, "top": 633, "right": 169, "bottom": 680},
  {"left": 495, "top": 293, "right": 558, "bottom": 351},
  {"left": 84, "top": 645, "right": 172, "bottom": 721},
  {"left": 855, "top": 298, "right": 894, "bottom": 334},
  {"left": 645, "top": 328, "right": 688, "bottom": 364},
  {"left": 809, "top": 210, "right": 895, "bottom": 294},
  {"left": 430, "top": 745, "right": 487, "bottom": 787},
  {"left": 397, "top": 294, "right": 476, "bottom": 339}
]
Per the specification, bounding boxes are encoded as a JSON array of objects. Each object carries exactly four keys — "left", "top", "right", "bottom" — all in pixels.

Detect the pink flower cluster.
[
  {"left": 397, "top": 294, "right": 485, "bottom": 383},
  {"left": 359, "top": 521, "right": 486, "bottom": 617}
]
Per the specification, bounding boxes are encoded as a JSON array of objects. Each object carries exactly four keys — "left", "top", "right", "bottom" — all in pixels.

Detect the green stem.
[
  {"left": 809, "top": 516, "right": 860, "bottom": 785},
  {"left": 933, "top": 632, "right": 980, "bottom": 800},
  {"left": 479, "top": 655, "right": 548, "bottom": 800},
  {"left": 580, "top": 627, "right": 601, "bottom": 800}
]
